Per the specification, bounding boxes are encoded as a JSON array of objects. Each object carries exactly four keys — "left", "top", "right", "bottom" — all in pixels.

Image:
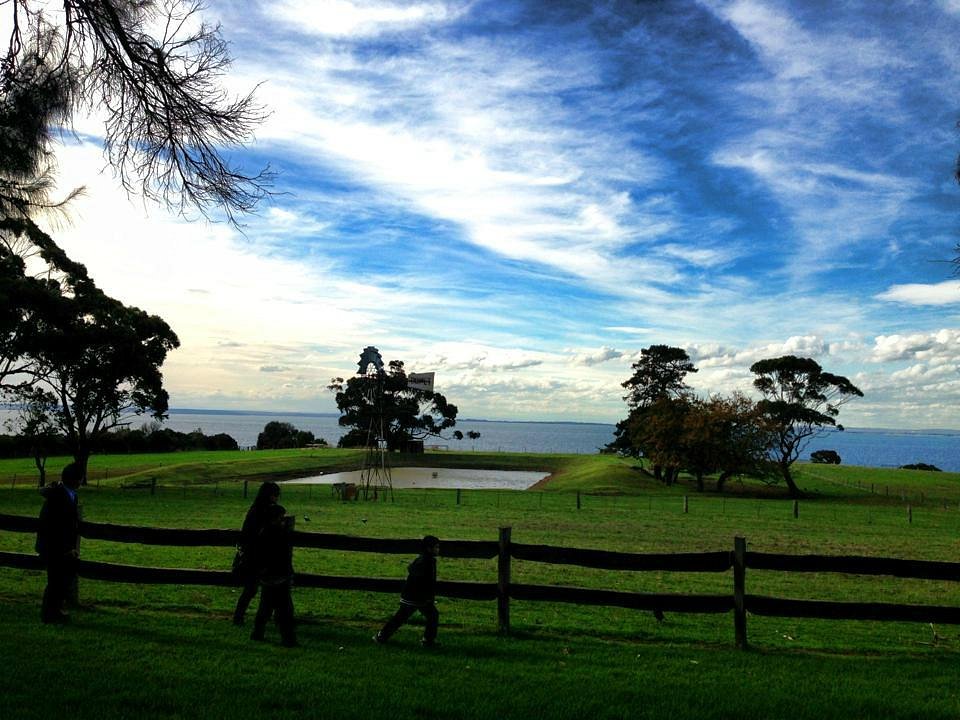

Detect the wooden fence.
[{"left": 1, "top": 513, "right": 959, "bottom": 648}]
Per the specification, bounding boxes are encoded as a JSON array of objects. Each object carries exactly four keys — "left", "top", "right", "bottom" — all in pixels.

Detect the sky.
[{"left": 31, "top": 0, "right": 960, "bottom": 428}]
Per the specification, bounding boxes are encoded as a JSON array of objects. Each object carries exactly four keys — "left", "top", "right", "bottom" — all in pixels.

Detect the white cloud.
[
  {"left": 871, "top": 330, "right": 960, "bottom": 363},
  {"left": 571, "top": 346, "right": 624, "bottom": 366},
  {"left": 689, "top": 334, "right": 830, "bottom": 368},
  {"left": 875, "top": 281, "right": 960, "bottom": 306},
  {"left": 272, "top": 0, "right": 458, "bottom": 38}
]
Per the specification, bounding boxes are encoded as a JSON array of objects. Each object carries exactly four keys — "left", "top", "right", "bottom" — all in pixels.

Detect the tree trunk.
[
  {"left": 781, "top": 462, "right": 802, "bottom": 498},
  {"left": 74, "top": 448, "right": 91, "bottom": 486},
  {"left": 716, "top": 471, "right": 731, "bottom": 492},
  {"left": 695, "top": 471, "right": 704, "bottom": 492},
  {"left": 654, "top": 464, "right": 663, "bottom": 483},
  {"left": 33, "top": 450, "right": 47, "bottom": 487}
]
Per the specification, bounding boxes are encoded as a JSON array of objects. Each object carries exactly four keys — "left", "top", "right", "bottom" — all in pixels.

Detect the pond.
[{"left": 283, "top": 466, "right": 548, "bottom": 490}]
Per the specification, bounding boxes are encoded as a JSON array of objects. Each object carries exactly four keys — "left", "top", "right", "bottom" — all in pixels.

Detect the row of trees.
[
  {"left": 0, "top": 421, "right": 238, "bottom": 485},
  {"left": 611, "top": 345, "right": 863, "bottom": 498}
]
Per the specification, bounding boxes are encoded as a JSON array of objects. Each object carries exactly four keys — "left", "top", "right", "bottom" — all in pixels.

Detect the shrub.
[{"left": 810, "top": 449, "right": 841, "bottom": 464}]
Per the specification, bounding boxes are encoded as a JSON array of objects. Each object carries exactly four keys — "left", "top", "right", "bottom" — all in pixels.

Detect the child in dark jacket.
[
  {"left": 250, "top": 504, "right": 297, "bottom": 647},
  {"left": 374, "top": 535, "right": 440, "bottom": 646}
]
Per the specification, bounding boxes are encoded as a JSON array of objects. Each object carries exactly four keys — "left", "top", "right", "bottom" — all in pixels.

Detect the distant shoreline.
[
  {"left": 169, "top": 407, "right": 617, "bottom": 428},
  {"left": 5, "top": 404, "right": 960, "bottom": 434}
]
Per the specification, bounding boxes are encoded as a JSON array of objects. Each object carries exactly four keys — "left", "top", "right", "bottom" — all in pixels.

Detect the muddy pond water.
[{"left": 283, "top": 467, "right": 548, "bottom": 490}]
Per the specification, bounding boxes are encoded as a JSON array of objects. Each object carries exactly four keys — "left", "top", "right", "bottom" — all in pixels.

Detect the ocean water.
[
  {"left": 157, "top": 410, "right": 615, "bottom": 455},
  {"left": 2, "top": 407, "right": 959, "bottom": 471},
  {"left": 155, "top": 411, "right": 960, "bottom": 471}
]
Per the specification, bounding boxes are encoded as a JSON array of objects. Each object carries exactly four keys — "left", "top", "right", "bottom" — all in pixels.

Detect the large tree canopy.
[
  {"left": 329, "top": 360, "right": 457, "bottom": 450},
  {"left": 678, "top": 393, "right": 775, "bottom": 493},
  {"left": 610, "top": 345, "right": 697, "bottom": 482},
  {"left": 1, "top": 219, "right": 180, "bottom": 479},
  {"left": 1, "top": 0, "right": 269, "bottom": 222},
  {"left": 750, "top": 355, "right": 863, "bottom": 497},
  {"left": 621, "top": 344, "right": 697, "bottom": 409},
  {"left": 256, "top": 421, "right": 318, "bottom": 450}
]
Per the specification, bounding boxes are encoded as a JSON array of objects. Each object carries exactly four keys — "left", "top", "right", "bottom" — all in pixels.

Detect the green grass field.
[{"left": 2, "top": 451, "right": 960, "bottom": 718}]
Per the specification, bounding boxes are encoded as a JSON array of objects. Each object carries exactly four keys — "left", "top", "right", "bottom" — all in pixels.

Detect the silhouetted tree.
[
  {"left": 750, "top": 356, "right": 863, "bottom": 497},
  {"left": 256, "top": 421, "right": 316, "bottom": 450},
  {"left": 679, "top": 393, "right": 776, "bottom": 492},
  {"left": 610, "top": 345, "right": 697, "bottom": 481},
  {"left": 1, "top": 0, "right": 269, "bottom": 223},
  {"left": 329, "top": 360, "right": 458, "bottom": 450},
  {"left": 810, "top": 449, "right": 841, "bottom": 465},
  {"left": 2, "top": 223, "right": 179, "bottom": 481},
  {"left": 3, "top": 387, "right": 59, "bottom": 486}
]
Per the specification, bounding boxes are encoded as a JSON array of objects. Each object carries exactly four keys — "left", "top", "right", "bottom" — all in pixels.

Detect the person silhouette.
[
  {"left": 249, "top": 504, "right": 297, "bottom": 647},
  {"left": 374, "top": 535, "right": 440, "bottom": 647},
  {"left": 36, "top": 462, "right": 83, "bottom": 624},
  {"left": 233, "top": 481, "right": 280, "bottom": 625}
]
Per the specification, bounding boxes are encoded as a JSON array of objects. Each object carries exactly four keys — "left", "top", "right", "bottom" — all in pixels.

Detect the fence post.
[
  {"left": 733, "top": 536, "right": 747, "bottom": 650},
  {"left": 576, "top": 491, "right": 581, "bottom": 510},
  {"left": 793, "top": 500, "right": 798, "bottom": 519},
  {"left": 456, "top": 488, "right": 461, "bottom": 506},
  {"left": 683, "top": 496, "right": 688, "bottom": 514},
  {"left": 243, "top": 480, "right": 248, "bottom": 499},
  {"left": 907, "top": 505, "right": 912, "bottom": 524},
  {"left": 498, "top": 526, "right": 512, "bottom": 635},
  {"left": 150, "top": 478, "right": 157, "bottom": 496}
]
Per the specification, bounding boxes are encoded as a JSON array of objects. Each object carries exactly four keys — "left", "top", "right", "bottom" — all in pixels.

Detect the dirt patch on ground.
[{"left": 527, "top": 474, "right": 556, "bottom": 491}]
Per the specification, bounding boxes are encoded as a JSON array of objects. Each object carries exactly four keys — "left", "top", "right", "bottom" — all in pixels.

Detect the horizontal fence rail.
[
  {"left": 0, "top": 514, "right": 497, "bottom": 559},
  {"left": 3, "top": 512, "right": 960, "bottom": 648}
]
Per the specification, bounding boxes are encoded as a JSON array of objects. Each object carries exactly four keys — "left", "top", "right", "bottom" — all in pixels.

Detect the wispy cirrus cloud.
[{"left": 35, "top": 0, "right": 960, "bottom": 427}]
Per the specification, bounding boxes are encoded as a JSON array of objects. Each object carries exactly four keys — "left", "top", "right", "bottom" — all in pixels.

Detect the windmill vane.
[{"left": 357, "top": 345, "right": 384, "bottom": 375}]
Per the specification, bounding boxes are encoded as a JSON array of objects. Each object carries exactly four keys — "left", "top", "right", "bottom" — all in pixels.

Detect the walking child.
[{"left": 374, "top": 535, "right": 440, "bottom": 647}]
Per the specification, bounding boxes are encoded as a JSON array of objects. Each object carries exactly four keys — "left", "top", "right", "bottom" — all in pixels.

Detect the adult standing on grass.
[
  {"left": 250, "top": 504, "right": 298, "bottom": 647},
  {"left": 374, "top": 535, "right": 441, "bottom": 647},
  {"left": 233, "top": 481, "right": 281, "bottom": 625},
  {"left": 36, "top": 462, "right": 82, "bottom": 624}
]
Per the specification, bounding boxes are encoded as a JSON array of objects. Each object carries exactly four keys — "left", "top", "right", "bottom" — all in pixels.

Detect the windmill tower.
[{"left": 356, "top": 346, "right": 393, "bottom": 501}]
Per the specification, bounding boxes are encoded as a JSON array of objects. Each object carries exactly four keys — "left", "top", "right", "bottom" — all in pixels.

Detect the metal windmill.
[{"left": 356, "top": 346, "right": 393, "bottom": 501}]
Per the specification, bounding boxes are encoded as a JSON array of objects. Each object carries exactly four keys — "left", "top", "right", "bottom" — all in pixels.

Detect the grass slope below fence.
[
  {"left": 2, "top": 596, "right": 959, "bottom": 720},
  {"left": 3, "top": 455, "right": 960, "bottom": 719}
]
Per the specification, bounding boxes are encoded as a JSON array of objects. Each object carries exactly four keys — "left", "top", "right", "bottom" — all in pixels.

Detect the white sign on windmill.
[{"left": 407, "top": 372, "right": 435, "bottom": 392}]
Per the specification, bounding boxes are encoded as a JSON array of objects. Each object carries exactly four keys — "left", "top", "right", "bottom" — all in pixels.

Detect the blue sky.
[{"left": 40, "top": 0, "right": 960, "bottom": 428}]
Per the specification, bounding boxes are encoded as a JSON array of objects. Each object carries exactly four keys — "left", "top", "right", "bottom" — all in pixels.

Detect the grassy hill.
[{"left": 2, "top": 452, "right": 959, "bottom": 718}]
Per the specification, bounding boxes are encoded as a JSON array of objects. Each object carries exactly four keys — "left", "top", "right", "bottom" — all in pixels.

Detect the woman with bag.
[{"left": 232, "top": 481, "right": 280, "bottom": 625}]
